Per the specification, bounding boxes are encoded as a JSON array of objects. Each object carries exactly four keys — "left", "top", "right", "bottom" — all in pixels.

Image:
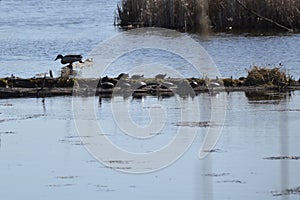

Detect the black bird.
[{"left": 55, "top": 54, "right": 83, "bottom": 68}]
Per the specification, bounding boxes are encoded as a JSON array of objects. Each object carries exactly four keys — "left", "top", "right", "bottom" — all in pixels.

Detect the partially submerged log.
[
  {"left": 1, "top": 77, "right": 299, "bottom": 99},
  {"left": 1, "top": 66, "right": 300, "bottom": 99},
  {"left": 0, "top": 87, "right": 73, "bottom": 98}
]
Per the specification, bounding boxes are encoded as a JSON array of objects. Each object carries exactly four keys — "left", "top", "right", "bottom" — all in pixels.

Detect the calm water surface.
[
  {"left": 0, "top": 0, "right": 299, "bottom": 78},
  {"left": 1, "top": 92, "right": 300, "bottom": 199},
  {"left": 0, "top": 0, "right": 300, "bottom": 199}
]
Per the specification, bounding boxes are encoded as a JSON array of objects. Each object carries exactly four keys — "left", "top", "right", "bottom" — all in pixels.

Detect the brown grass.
[
  {"left": 244, "top": 66, "right": 289, "bottom": 86},
  {"left": 115, "top": 0, "right": 300, "bottom": 33},
  {"left": 208, "top": 0, "right": 300, "bottom": 32},
  {"left": 116, "top": 0, "right": 209, "bottom": 33}
]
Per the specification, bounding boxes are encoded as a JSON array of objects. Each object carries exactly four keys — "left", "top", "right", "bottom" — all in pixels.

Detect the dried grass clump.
[
  {"left": 57, "top": 77, "right": 75, "bottom": 87},
  {"left": 0, "top": 79, "right": 7, "bottom": 87},
  {"left": 244, "top": 66, "right": 288, "bottom": 86}
]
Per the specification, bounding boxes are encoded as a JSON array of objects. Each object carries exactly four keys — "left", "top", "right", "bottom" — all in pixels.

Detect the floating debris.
[
  {"left": 0, "top": 114, "right": 45, "bottom": 123},
  {"left": 95, "top": 184, "right": 115, "bottom": 192},
  {"left": 64, "top": 135, "right": 92, "bottom": 139},
  {"left": 0, "top": 103, "right": 13, "bottom": 106},
  {"left": 0, "top": 131, "right": 16, "bottom": 135},
  {"left": 46, "top": 183, "right": 75, "bottom": 187},
  {"left": 272, "top": 109, "right": 300, "bottom": 112},
  {"left": 216, "top": 180, "right": 246, "bottom": 184},
  {"left": 264, "top": 156, "right": 300, "bottom": 160},
  {"left": 59, "top": 139, "right": 87, "bottom": 146},
  {"left": 176, "top": 121, "right": 211, "bottom": 127},
  {"left": 106, "top": 160, "right": 132, "bottom": 164},
  {"left": 204, "top": 173, "right": 230, "bottom": 177},
  {"left": 272, "top": 186, "right": 300, "bottom": 196},
  {"left": 202, "top": 148, "right": 224, "bottom": 153},
  {"left": 56, "top": 176, "right": 78, "bottom": 179}
]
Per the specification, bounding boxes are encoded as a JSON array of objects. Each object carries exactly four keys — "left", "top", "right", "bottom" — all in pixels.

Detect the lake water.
[
  {"left": 1, "top": 92, "right": 300, "bottom": 199},
  {"left": 0, "top": 0, "right": 300, "bottom": 199},
  {"left": 0, "top": 0, "right": 299, "bottom": 79}
]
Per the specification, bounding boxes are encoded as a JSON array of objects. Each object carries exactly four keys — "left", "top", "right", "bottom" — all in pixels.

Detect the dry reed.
[
  {"left": 115, "top": 0, "right": 300, "bottom": 33},
  {"left": 244, "top": 66, "right": 289, "bottom": 86}
]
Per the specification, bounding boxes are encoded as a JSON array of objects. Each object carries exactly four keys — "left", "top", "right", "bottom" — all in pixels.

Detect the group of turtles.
[
  {"left": 55, "top": 54, "right": 172, "bottom": 90},
  {"left": 98, "top": 73, "right": 171, "bottom": 90},
  {"left": 54, "top": 54, "right": 220, "bottom": 94}
]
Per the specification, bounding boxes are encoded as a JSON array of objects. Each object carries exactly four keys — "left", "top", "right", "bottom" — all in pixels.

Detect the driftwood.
[
  {"left": 235, "top": 0, "right": 294, "bottom": 32},
  {"left": 0, "top": 87, "right": 73, "bottom": 98}
]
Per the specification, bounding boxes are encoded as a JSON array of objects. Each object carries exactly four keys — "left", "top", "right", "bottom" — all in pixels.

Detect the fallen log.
[
  {"left": 0, "top": 87, "right": 73, "bottom": 98},
  {"left": 1, "top": 67, "right": 299, "bottom": 98},
  {"left": 1, "top": 85, "right": 300, "bottom": 99}
]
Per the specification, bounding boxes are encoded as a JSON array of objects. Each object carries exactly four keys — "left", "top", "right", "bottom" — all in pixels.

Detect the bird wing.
[
  {"left": 61, "top": 55, "right": 83, "bottom": 64},
  {"left": 64, "top": 55, "right": 83, "bottom": 59}
]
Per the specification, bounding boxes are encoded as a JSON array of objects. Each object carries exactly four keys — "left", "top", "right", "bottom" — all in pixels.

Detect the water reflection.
[
  {"left": 41, "top": 98, "right": 46, "bottom": 113},
  {"left": 279, "top": 99, "right": 290, "bottom": 197},
  {"left": 1, "top": 92, "right": 300, "bottom": 199},
  {"left": 245, "top": 91, "right": 292, "bottom": 104},
  {"left": 99, "top": 91, "right": 200, "bottom": 105}
]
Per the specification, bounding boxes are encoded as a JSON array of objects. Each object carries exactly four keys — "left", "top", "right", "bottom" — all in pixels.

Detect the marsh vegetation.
[{"left": 115, "top": 0, "right": 300, "bottom": 33}]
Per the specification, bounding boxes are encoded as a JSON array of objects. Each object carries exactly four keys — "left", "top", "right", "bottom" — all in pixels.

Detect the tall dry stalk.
[
  {"left": 207, "top": 0, "right": 299, "bottom": 32},
  {"left": 116, "top": 0, "right": 300, "bottom": 32}
]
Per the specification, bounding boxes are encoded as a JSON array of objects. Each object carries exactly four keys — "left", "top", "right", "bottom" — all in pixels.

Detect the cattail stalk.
[{"left": 115, "top": 0, "right": 300, "bottom": 32}]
